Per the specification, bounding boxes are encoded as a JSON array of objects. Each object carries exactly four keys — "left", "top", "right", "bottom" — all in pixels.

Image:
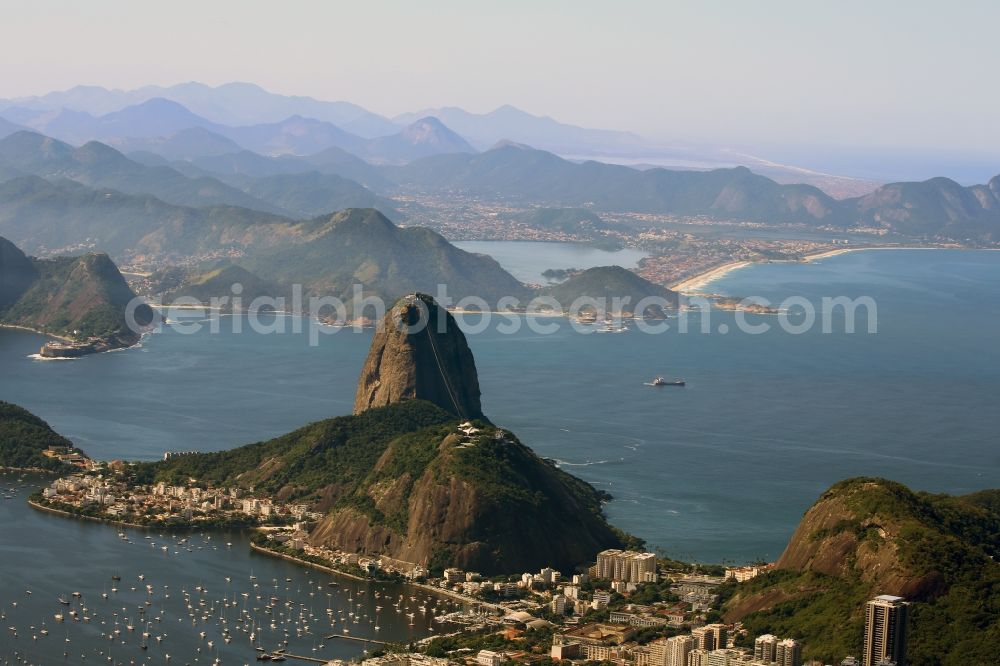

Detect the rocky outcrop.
[
  {"left": 308, "top": 418, "right": 625, "bottom": 574},
  {"left": 722, "top": 478, "right": 1000, "bottom": 663},
  {"left": 354, "top": 293, "right": 485, "bottom": 420},
  {"left": 152, "top": 292, "right": 626, "bottom": 574},
  {"left": 0, "top": 237, "right": 152, "bottom": 351},
  {"left": 773, "top": 478, "right": 946, "bottom": 599}
]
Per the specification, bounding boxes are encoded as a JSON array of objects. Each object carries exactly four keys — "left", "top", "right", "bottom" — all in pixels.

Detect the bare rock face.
[
  {"left": 353, "top": 293, "right": 485, "bottom": 420},
  {"left": 307, "top": 425, "right": 625, "bottom": 574}
]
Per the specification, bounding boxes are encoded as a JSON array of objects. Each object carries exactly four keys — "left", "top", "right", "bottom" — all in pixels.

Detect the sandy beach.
[
  {"left": 800, "top": 247, "right": 857, "bottom": 262},
  {"left": 670, "top": 245, "right": 969, "bottom": 294},
  {"left": 670, "top": 261, "right": 753, "bottom": 293}
]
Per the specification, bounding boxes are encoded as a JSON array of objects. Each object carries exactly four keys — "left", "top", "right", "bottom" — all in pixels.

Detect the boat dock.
[
  {"left": 323, "top": 633, "right": 390, "bottom": 646},
  {"left": 281, "top": 654, "right": 331, "bottom": 664}
]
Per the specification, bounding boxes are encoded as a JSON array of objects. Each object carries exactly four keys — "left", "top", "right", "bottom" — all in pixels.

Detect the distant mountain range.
[
  {"left": 391, "top": 144, "right": 1000, "bottom": 241},
  {"left": 1, "top": 125, "right": 998, "bottom": 246},
  {"left": 1, "top": 98, "right": 475, "bottom": 164},
  {"left": 390, "top": 145, "right": 839, "bottom": 224},
  {"left": 0, "top": 131, "right": 283, "bottom": 213},
  {"left": 0, "top": 131, "right": 393, "bottom": 222},
  {"left": 8, "top": 81, "right": 995, "bottom": 189},
  {"left": 176, "top": 146, "right": 390, "bottom": 190},
  {"left": 0, "top": 175, "right": 290, "bottom": 259},
  {"left": 2, "top": 83, "right": 648, "bottom": 154},
  {"left": 0, "top": 82, "right": 399, "bottom": 137},
  {"left": 0, "top": 82, "right": 677, "bottom": 162},
  {"left": 395, "top": 104, "right": 647, "bottom": 154},
  {"left": 0, "top": 116, "right": 27, "bottom": 140}
]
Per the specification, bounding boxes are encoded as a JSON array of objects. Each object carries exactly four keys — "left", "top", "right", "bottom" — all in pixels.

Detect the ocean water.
[
  {"left": 0, "top": 473, "right": 464, "bottom": 664},
  {"left": 1, "top": 248, "right": 999, "bottom": 567}
]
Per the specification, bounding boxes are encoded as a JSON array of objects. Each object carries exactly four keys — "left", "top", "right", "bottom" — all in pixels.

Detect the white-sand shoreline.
[
  {"left": 670, "top": 245, "right": 986, "bottom": 294},
  {"left": 670, "top": 261, "right": 753, "bottom": 293}
]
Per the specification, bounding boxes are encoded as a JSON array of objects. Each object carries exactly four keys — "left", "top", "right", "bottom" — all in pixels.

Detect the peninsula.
[{"left": 0, "top": 236, "right": 153, "bottom": 357}]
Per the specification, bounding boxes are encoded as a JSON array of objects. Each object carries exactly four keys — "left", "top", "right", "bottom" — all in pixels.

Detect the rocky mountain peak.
[{"left": 353, "top": 293, "right": 485, "bottom": 420}]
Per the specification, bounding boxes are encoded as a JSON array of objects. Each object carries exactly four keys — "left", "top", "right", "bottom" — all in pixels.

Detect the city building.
[
  {"left": 596, "top": 549, "right": 658, "bottom": 582},
  {"left": 688, "top": 648, "right": 710, "bottom": 666},
  {"left": 476, "top": 650, "right": 506, "bottom": 666},
  {"left": 552, "top": 594, "right": 567, "bottom": 616},
  {"left": 754, "top": 634, "right": 778, "bottom": 663},
  {"left": 592, "top": 589, "right": 611, "bottom": 610},
  {"left": 862, "top": 595, "right": 909, "bottom": 666},
  {"left": 649, "top": 635, "right": 694, "bottom": 666},
  {"left": 775, "top": 638, "right": 801, "bottom": 666},
  {"left": 692, "top": 624, "right": 728, "bottom": 651},
  {"left": 725, "top": 564, "right": 773, "bottom": 583},
  {"left": 443, "top": 568, "right": 465, "bottom": 584}
]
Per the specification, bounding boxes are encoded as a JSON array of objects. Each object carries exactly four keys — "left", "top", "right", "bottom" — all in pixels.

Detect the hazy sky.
[{"left": 2, "top": 0, "right": 998, "bottom": 156}]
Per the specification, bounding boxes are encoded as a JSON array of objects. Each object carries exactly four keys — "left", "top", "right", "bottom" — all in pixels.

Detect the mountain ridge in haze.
[
  {"left": 1, "top": 99, "right": 479, "bottom": 164},
  {"left": 0, "top": 82, "right": 399, "bottom": 138},
  {"left": 394, "top": 104, "right": 647, "bottom": 154},
  {"left": 0, "top": 131, "right": 284, "bottom": 213}
]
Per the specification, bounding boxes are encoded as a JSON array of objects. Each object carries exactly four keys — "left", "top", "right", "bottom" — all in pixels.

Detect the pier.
[
  {"left": 324, "top": 633, "right": 390, "bottom": 646},
  {"left": 281, "top": 654, "right": 333, "bottom": 664}
]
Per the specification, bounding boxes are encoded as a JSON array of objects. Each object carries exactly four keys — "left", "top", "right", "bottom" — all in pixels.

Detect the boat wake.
[{"left": 553, "top": 459, "right": 611, "bottom": 467}]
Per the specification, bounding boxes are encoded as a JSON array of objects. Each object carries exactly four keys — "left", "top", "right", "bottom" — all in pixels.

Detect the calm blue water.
[
  {"left": 2, "top": 249, "right": 999, "bottom": 568},
  {"left": 453, "top": 240, "right": 648, "bottom": 283},
  {"left": 0, "top": 474, "right": 463, "bottom": 665}
]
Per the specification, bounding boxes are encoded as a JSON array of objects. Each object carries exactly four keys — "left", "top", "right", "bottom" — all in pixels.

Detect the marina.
[{"left": 0, "top": 474, "right": 470, "bottom": 665}]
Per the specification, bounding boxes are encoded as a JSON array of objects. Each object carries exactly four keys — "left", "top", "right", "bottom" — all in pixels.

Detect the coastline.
[
  {"left": 249, "top": 542, "right": 498, "bottom": 609},
  {"left": 26, "top": 497, "right": 253, "bottom": 531},
  {"left": 249, "top": 541, "right": 369, "bottom": 581},
  {"left": 1, "top": 465, "right": 66, "bottom": 475},
  {"left": 670, "top": 261, "right": 752, "bottom": 293},
  {"left": 1, "top": 321, "right": 151, "bottom": 359},
  {"left": 670, "top": 244, "right": 973, "bottom": 294},
  {"left": 0, "top": 323, "right": 74, "bottom": 343},
  {"left": 28, "top": 498, "right": 151, "bottom": 529}
]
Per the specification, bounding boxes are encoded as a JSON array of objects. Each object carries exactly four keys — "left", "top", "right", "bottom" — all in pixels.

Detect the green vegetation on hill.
[
  {"left": 0, "top": 401, "right": 75, "bottom": 471},
  {"left": 725, "top": 477, "right": 1000, "bottom": 665},
  {"left": 0, "top": 246, "right": 151, "bottom": 341},
  {"left": 0, "top": 176, "right": 293, "bottom": 259},
  {"left": 0, "top": 131, "right": 281, "bottom": 213},
  {"left": 151, "top": 262, "right": 288, "bottom": 309},
  {"left": 243, "top": 208, "right": 530, "bottom": 305},
  {"left": 544, "top": 265, "right": 678, "bottom": 312},
  {"left": 133, "top": 401, "right": 457, "bottom": 497},
  {"left": 239, "top": 171, "right": 399, "bottom": 219},
  {"left": 134, "top": 398, "right": 623, "bottom": 573},
  {"left": 390, "top": 146, "right": 838, "bottom": 224},
  {"left": 391, "top": 145, "right": 1000, "bottom": 242}
]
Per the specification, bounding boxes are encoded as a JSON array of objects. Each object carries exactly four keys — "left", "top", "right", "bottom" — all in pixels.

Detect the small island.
[{"left": 711, "top": 297, "right": 781, "bottom": 315}]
